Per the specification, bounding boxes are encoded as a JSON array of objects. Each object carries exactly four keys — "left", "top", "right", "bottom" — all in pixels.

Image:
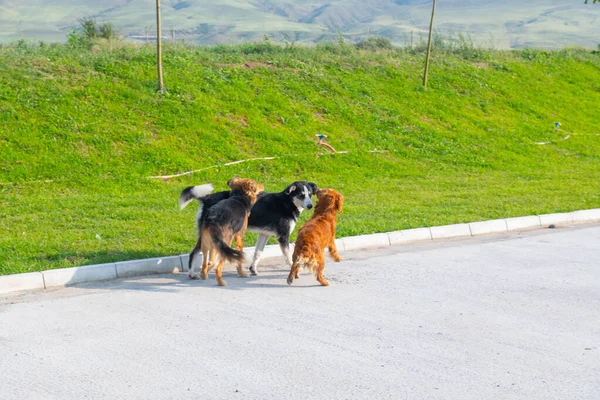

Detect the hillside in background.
[
  {"left": 1, "top": 0, "right": 599, "bottom": 48},
  {"left": 0, "top": 42, "right": 599, "bottom": 274}
]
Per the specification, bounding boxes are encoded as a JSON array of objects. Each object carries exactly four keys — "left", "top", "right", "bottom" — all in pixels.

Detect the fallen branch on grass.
[
  {"left": 146, "top": 150, "right": 389, "bottom": 180},
  {"left": 146, "top": 157, "right": 278, "bottom": 180}
]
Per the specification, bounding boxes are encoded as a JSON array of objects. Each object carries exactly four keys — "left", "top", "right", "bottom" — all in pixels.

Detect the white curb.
[
  {"left": 0, "top": 272, "right": 44, "bottom": 294},
  {"left": 116, "top": 256, "right": 182, "bottom": 278},
  {"left": 505, "top": 216, "right": 542, "bottom": 231},
  {"left": 43, "top": 264, "right": 117, "bottom": 288},
  {"left": 1, "top": 208, "right": 599, "bottom": 295},
  {"left": 259, "top": 244, "right": 284, "bottom": 260},
  {"left": 570, "top": 209, "right": 600, "bottom": 224},
  {"left": 469, "top": 219, "right": 508, "bottom": 236},
  {"left": 388, "top": 228, "right": 432, "bottom": 245},
  {"left": 342, "top": 233, "right": 390, "bottom": 251},
  {"left": 0, "top": 272, "right": 45, "bottom": 294},
  {"left": 539, "top": 213, "right": 573, "bottom": 227},
  {"left": 430, "top": 223, "right": 471, "bottom": 239}
]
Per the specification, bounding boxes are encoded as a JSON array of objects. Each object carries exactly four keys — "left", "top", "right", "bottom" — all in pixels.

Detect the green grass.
[{"left": 1, "top": 41, "right": 599, "bottom": 275}]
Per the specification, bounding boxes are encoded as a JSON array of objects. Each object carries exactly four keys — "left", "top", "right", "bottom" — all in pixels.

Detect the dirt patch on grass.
[
  {"left": 472, "top": 62, "right": 490, "bottom": 69},
  {"left": 216, "top": 114, "right": 250, "bottom": 128},
  {"left": 217, "top": 62, "right": 278, "bottom": 69},
  {"left": 314, "top": 112, "right": 326, "bottom": 121}
]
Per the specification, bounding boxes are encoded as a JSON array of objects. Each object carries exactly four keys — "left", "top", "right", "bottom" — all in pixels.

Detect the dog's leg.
[
  {"left": 233, "top": 232, "right": 248, "bottom": 278},
  {"left": 200, "top": 228, "right": 212, "bottom": 280},
  {"left": 287, "top": 261, "right": 302, "bottom": 285},
  {"left": 188, "top": 236, "right": 202, "bottom": 279},
  {"left": 215, "top": 259, "right": 226, "bottom": 286},
  {"left": 315, "top": 255, "right": 329, "bottom": 286},
  {"left": 278, "top": 237, "right": 293, "bottom": 268},
  {"left": 328, "top": 240, "right": 343, "bottom": 262},
  {"left": 248, "top": 233, "right": 269, "bottom": 275},
  {"left": 200, "top": 248, "right": 210, "bottom": 281},
  {"left": 207, "top": 248, "right": 217, "bottom": 272},
  {"left": 200, "top": 253, "right": 210, "bottom": 280}
]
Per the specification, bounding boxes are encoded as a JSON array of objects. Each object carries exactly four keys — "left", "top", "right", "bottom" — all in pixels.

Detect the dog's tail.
[
  {"left": 179, "top": 184, "right": 214, "bottom": 210},
  {"left": 211, "top": 228, "right": 245, "bottom": 263}
]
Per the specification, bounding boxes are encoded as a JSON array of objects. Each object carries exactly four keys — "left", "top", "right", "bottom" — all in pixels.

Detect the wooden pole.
[
  {"left": 156, "top": 0, "right": 164, "bottom": 93},
  {"left": 423, "top": 0, "right": 437, "bottom": 88}
]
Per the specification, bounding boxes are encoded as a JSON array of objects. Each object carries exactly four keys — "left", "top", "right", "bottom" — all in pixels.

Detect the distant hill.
[{"left": 1, "top": 0, "right": 599, "bottom": 48}]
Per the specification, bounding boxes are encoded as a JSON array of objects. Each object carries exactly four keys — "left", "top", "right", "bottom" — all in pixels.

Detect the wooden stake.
[
  {"left": 423, "top": 0, "right": 437, "bottom": 88},
  {"left": 156, "top": 0, "right": 164, "bottom": 93}
]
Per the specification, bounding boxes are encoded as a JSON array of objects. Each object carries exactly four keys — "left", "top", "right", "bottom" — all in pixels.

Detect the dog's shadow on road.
[{"left": 87, "top": 266, "right": 322, "bottom": 293}]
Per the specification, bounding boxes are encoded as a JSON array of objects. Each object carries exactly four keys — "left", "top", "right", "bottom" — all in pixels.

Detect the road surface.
[{"left": 1, "top": 225, "right": 599, "bottom": 399}]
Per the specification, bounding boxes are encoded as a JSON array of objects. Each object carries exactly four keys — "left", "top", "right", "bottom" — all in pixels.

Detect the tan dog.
[
  {"left": 287, "top": 188, "right": 343, "bottom": 286},
  {"left": 196, "top": 177, "right": 264, "bottom": 286}
]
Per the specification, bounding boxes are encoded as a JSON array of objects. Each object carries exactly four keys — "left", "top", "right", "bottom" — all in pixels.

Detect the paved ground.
[{"left": 1, "top": 225, "right": 599, "bottom": 400}]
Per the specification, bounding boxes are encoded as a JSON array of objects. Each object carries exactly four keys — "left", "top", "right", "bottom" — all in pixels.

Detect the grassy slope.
[{"left": 1, "top": 42, "right": 599, "bottom": 275}]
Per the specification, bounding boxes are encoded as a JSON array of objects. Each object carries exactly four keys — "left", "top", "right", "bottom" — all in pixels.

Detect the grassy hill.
[
  {"left": 1, "top": 0, "right": 599, "bottom": 49},
  {"left": 1, "top": 40, "right": 599, "bottom": 275}
]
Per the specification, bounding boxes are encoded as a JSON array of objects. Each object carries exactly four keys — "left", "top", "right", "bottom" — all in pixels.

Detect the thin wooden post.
[
  {"left": 156, "top": 0, "right": 164, "bottom": 93},
  {"left": 423, "top": 0, "right": 437, "bottom": 88}
]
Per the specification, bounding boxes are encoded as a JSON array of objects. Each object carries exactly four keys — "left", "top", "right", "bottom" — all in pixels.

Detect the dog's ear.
[
  {"left": 308, "top": 182, "right": 319, "bottom": 195},
  {"left": 257, "top": 184, "right": 265, "bottom": 193},
  {"left": 227, "top": 176, "right": 241, "bottom": 188},
  {"left": 335, "top": 193, "right": 344, "bottom": 213},
  {"left": 285, "top": 185, "right": 297, "bottom": 195}
]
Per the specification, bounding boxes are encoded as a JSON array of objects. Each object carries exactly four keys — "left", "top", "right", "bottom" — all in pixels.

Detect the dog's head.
[
  {"left": 314, "top": 188, "right": 343, "bottom": 215},
  {"left": 285, "top": 181, "right": 319, "bottom": 211},
  {"left": 228, "top": 177, "right": 265, "bottom": 205}
]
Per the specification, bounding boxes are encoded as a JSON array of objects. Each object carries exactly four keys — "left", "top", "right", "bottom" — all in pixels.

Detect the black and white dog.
[{"left": 179, "top": 181, "right": 318, "bottom": 276}]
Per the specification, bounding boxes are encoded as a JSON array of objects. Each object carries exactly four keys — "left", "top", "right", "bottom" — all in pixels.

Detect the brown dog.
[
  {"left": 287, "top": 188, "right": 343, "bottom": 286},
  {"left": 195, "top": 177, "right": 264, "bottom": 286}
]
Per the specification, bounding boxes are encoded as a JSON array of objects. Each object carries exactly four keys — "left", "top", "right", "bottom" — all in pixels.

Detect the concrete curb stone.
[
  {"left": 388, "top": 228, "right": 432, "bottom": 245},
  {"left": 43, "top": 264, "right": 117, "bottom": 288},
  {"left": 342, "top": 233, "right": 390, "bottom": 251},
  {"left": 430, "top": 224, "right": 471, "bottom": 239},
  {"left": 505, "top": 216, "right": 542, "bottom": 231},
  {"left": 0, "top": 272, "right": 45, "bottom": 294},
  {"left": 116, "top": 256, "right": 183, "bottom": 278},
  {"left": 469, "top": 219, "right": 508, "bottom": 236},
  {"left": 539, "top": 213, "right": 573, "bottom": 228},
  {"left": 570, "top": 209, "right": 600, "bottom": 224}
]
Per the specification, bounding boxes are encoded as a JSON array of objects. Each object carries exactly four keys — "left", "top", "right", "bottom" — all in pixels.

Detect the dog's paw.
[
  {"left": 189, "top": 272, "right": 200, "bottom": 280},
  {"left": 318, "top": 279, "right": 330, "bottom": 286},
  {"left": 332, "top": 255, "right": 343, "bottom": 262},
  {"left": 200, "top": 271, "right": 208, "bottom": 280},
  {"left": 249, "top": 266, "right": 258, "bottom": 276},
  {"left": 217, "top": 279, "right": 227, "bottom": 287},
  {"left": 287, "top": 276, "right": 294, "bottom": 285},
  {"left": 238, "top": 272, "right": 249, "bottom": 278}
]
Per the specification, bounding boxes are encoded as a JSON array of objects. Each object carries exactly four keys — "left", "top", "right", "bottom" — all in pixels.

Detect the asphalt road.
[{"left": 1, "top": 225, "right": 599, "bottom": 400}]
